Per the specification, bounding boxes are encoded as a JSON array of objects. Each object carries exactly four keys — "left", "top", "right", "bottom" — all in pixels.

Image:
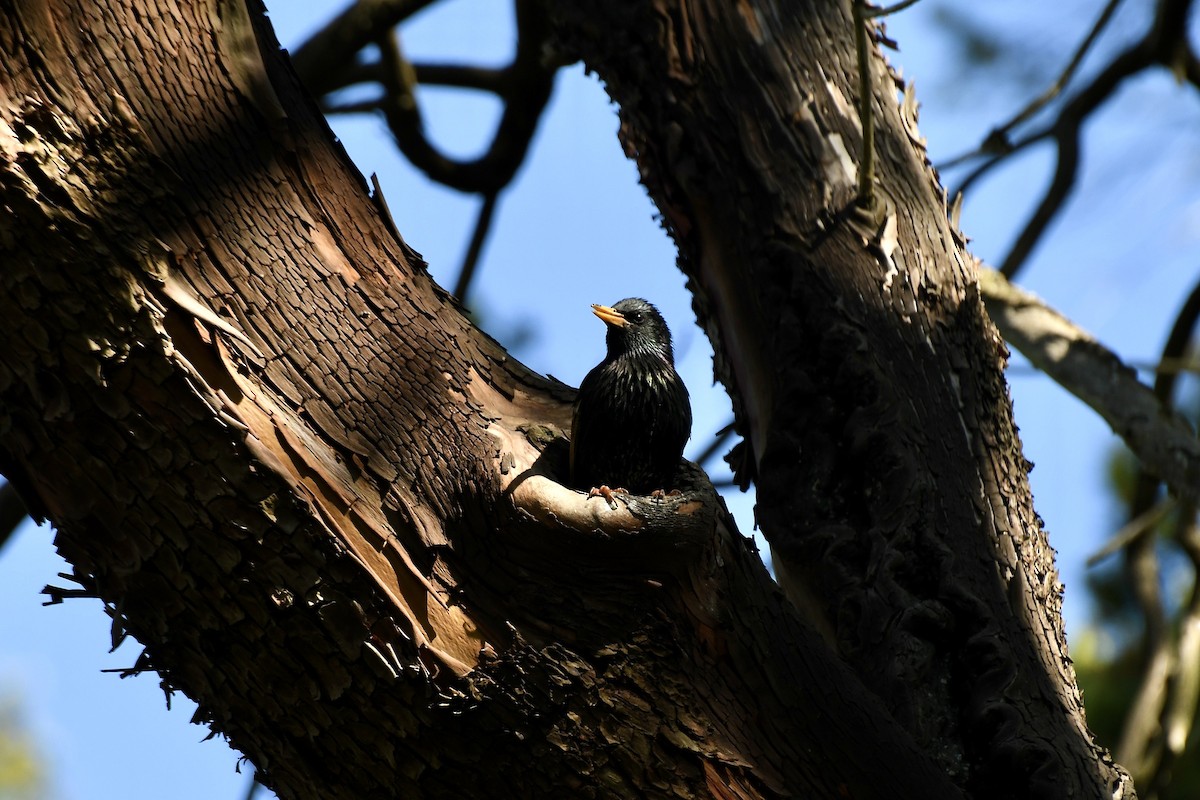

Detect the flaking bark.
[
  {"left": 0, "top": 0, "right": 1130, "bottom": 798},
  {"left": 549, "top": 1, "right": 1132, "bottom": 797}
]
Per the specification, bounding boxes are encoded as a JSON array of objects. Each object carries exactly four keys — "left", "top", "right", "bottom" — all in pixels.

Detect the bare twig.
[
  {"left": 412, "top": 64, "right": 512, "bottom": 93},
  {"left": 949, "top": 128, "right": 1051, "bottom": 198},
  {"left": 694, "top": 422, "right": 738, "bottom": 471},
  {"left": 852, "top": 0, "right": 877, "bottom": 212},
  {"left": 998, "top": 120, "right": 1079, "bottom": 277},
  {"left": 1002, "top": 0, "right": 1125, "bottom": 132},
  {"left": 376, "top": 0, "right": 556, "bottom": 193},
  {"left": 290, "top": 0, "right": 439, "bottom": 95},
  {"left": 865, "top": 0, "right": 923, "bottom": 19},
  {"left": 1087, "top": 498, "right": 1177, "bottom": 567},
  {"left": 939, "top": 0, "right": 1125, "bottom": 168},
  {"left": 317, "top": 62, "right": 512, "bottom": 103},
  {"left": 453, "top": 190, "right": 500, "bottom": 303},
  {"left": 946, "top": 0, "right": 1196, "bottom": 278}
]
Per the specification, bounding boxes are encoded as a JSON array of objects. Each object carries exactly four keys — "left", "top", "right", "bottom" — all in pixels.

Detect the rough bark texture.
[
  {"left": 548, "top": 1, "right": 1133, "bottom": 798},
  {"left": 0, "top": 0, "right": 1130, "bottom": 798}
]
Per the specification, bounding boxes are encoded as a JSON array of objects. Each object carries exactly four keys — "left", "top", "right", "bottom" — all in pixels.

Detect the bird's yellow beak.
[{"left": 591, "top": 304, "right": 627, "bottom": 327}]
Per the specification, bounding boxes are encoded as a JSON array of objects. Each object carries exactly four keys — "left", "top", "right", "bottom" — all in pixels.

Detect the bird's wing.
[{"left": 569, "top": 362, "right": 605, "bottom": 486}]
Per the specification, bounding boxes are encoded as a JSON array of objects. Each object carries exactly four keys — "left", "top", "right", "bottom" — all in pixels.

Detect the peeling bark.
[
  {"left": 548, "top": 1, "right": 1133, "bottom": 798},
  {"left": 0, "top": 0, "right": 1131, "bottom": 798}
]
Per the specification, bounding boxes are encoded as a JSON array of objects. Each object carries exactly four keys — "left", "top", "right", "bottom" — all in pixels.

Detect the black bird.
[{"left": 570, "top": 298, "right": 692, "bottom": 496}]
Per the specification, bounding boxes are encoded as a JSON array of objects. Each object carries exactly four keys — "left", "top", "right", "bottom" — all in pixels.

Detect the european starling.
[{"left": 570, "top": 298, "right": 692, "bottom": 496}]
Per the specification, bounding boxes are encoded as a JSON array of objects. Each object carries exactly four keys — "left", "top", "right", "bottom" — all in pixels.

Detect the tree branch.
[
  {"left": 318, "top": 62, "right": 513, "bottom": 99},
  {"left": 1156, "top": 516, "right": 1200, "bottom": 793},
  {"left": 939, "top": 0, "right": 1125, "bottom": 169},
  {"left": 1115, "top": 262, "right": 1200, "bottom": 784},
  {"left": 548, "top": 1, "right": 1132, "bottom": 795},
  {"left": 289, "top": 0, "right": 438, "bottom": 95},
  {"left": 946, "top": 0, "right": 1194, "bottom": 278},
  {"left": 865, "top": 0, "right": 923, "bottom": 19},
  {"left": 997, "top": 120, "right": 1079, "bottom": 277},
  {"left": 693, "top": 421, "right": 737, "bottom": 472},
  {"left": 978, "top": 267, "right": 1200, "bottom": 505},
  {"left": 452, "top": 189, "right": 499, "bottom": 303},
  {"left": 1087, "top": 498, "right": 1176, "bottom": 567},
  {"left": 367, "top": 0, "right": 555, "bottom": 195}
]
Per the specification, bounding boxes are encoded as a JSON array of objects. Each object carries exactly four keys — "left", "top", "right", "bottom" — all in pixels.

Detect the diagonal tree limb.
[{"left": 978, "top": 267, "right": 1200, "bottom": 506}]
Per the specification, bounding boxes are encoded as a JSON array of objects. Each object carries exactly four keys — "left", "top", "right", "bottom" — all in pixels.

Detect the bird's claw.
[
  {"left": 650, "top": 488, "right": 683, "bottom": 500},
  {"left": 588, "top": 485, "right": 627, "bottom": 509}
]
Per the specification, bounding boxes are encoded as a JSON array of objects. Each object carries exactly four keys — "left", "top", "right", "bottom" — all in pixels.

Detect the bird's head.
[{"left": 592, "top": 297, "right": 675, "bottom": 364}]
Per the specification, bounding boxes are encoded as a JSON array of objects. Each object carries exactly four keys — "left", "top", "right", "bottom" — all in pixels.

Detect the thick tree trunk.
[
  {"left": 549, "top": 2, "right": 1139, "bottom": 797},
  {"left": 0, "top": 0, "right": 1129, "bottom": 798}
]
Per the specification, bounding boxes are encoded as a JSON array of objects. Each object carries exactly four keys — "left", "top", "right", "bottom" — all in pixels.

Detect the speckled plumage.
[{"left": 570, "top": 298, "right": 692, "bottom": 495}]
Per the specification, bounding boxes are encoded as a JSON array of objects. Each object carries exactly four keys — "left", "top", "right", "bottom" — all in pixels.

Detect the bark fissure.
[
  {"left": 0, "top": 0, "right": 1133, "bottom": 797},
  {"left": 547, "top": 0, "right": 1130, "bottom": 797}
]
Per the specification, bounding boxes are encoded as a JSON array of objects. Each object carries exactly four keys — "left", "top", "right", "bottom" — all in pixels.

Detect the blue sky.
[{"left": 2, "top": 1, "right": 1199, "bottom": 798}]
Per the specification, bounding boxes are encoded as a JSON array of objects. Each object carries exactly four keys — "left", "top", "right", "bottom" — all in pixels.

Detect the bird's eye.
[{"left": 629, "top": 311, "right": 644, "bottom": 323}]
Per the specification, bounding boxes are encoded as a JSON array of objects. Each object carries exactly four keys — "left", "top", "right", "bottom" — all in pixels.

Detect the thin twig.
[
  {"left": 453, "top": 190, "right": 500, "bottom": 303},
  {"left": 852, "top": 0, "right": 877, "bottom": 212},
  {"left": 290, "top": 0, "right": 439, "bottom": 95},
  {"left": 694, "top": 422, "right": 738, "bottom": 471},
  {"left": 320, "top": 62, "right": 512, "bottom": 99},
  {"left": 949, "top": 128, "right": 1052, "bottom": 199},
  {"left": 1000, "top": 0, "right": 1125, "bottom": 134},
  {"left": 998, "top": 119, "right": 1079, "bottom": 277},
  {"left": 376, "top": 0, "right": 556, "bottom": 193},
  {"left": 865, "top": 0, "right": 923, "bottom": 18},
  {"left": 1087, "top": 498, "right": 1177, "bottom": 567},
  {"left": 939, "top": 0, "right": 1125, "bottom": 168}
]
